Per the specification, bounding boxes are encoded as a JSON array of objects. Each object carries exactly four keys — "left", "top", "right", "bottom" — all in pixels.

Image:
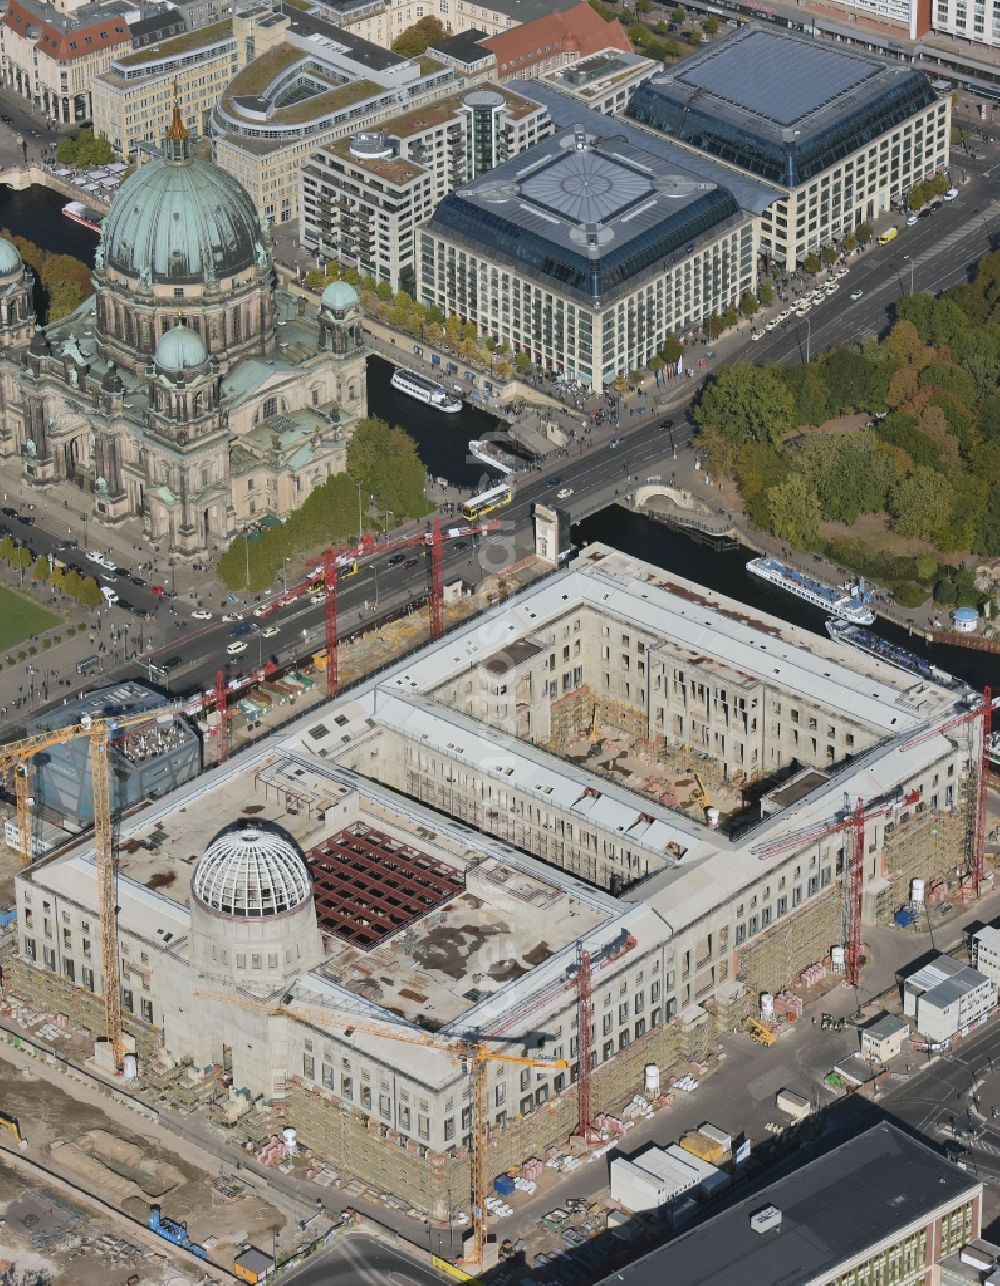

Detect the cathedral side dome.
[
  {"left": 155, "top": 322, "right": 208, "bottom": 373},
  {"left": 320, "top": 281, "right": 360, "bottom": 314},
  {"left": 0, "top": 237, "right": 22, "bottom": 278},
  {"left": 192, "top": 823, "right": 312, "bottom": 917},
  {"left": 100, "top": 106, "right": 267, "bottom": 285}
]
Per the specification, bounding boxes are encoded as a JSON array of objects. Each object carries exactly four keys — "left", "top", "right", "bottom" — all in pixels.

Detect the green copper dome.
[
  {"left": 320, "top": 281, "right": 359, "bottom": 313},
  {"left": 156, "top": 323, "right": 208, "bottom": 373},
  {"left": 100, "top": 131, "right": 267, "bottom": 285},
  {"left": 0, "top": 237, "right": 22, "bottom": 277}
]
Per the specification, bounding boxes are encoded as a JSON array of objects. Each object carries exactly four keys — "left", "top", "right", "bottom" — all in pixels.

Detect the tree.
[
  {"left": 890, "top": 466, "right": 954, "bottom": 541},
  {"left": 757, "top": 279, "right": 774, "bottom": 307},
  {"left": 707, "top": 313, "right": 726, "bottom": 339},
  {"left": 79, "top": 575, "right": 104, "bottom": 608},
  {"left": 843, "top": 232, "right": 857, "bottom": 252},
  {"left": 661, "top": 335, "right": 684, "bottom": 364},
  {"left": 695, "top": 364, "right": 796, "bottom": 447},
  {"left": 803, "top": 252, "right": 822, "bottom": 275},
  {"left": 821, "top": 244, "right": 838, "bottom": 267},
  {"left": 671, "top": 6, "right": 686, "bottom": 20},
  {"left": 303, "top": 268, "right": 326, "bottom": 290},
  {"left": 391, "top": 15, "right": 445, "bottom": 55},
  {"left": 782, "top": 364, "right": 830, "bottom": 426},
  {"left": 703, "top": 14, "right": 719, "bottom": 31},
  {"left": 857, "top": 222, "right": 873, "bottom": 244},
  {"left": 636, "top": 0, "right": 654, "bottom": 12},
  {"left": 975, "top": 485, "right": 1000, "bottom": 555},
  {"left": 765, "top": 473, "right": 821, "bottom": 546},
  {"left": 738, "top": 291, "right": 757, "bottom": 319},
  {"left": 721, "top": 305, "right": 738, "bottom": 330},
  {"left": 56, "top": 128, "right": 113, "bottom": 167},
  {"left": 41, "top": 253, "right": 93, "bottom": 322},
  {"left": 514, "top": 350, "right": 533, "bottom": 375},
  {"left": 32, "top": 555, "right": 49, "bottom": 583}
]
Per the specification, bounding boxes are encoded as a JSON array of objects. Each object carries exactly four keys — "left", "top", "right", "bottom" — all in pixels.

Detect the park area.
[{"left": 0, "top": 582, "right": 57, "bottom": 651}]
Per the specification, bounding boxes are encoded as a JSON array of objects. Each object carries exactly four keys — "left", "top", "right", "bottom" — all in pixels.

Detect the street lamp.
[
  {"left": 243, "top": 533, "right": 250, "bottom": 590},
  {"left": 356, "top": 479, "right": 364, "bottom": 540},
  {"left": 282, "top": 556, "right": 290, "bottom": 593},
  {"left": 903, "top": 254, "right": 914, "bottom": 297},
  {"left": 804, "top": 314, "right": 812, "bottom": 365}
]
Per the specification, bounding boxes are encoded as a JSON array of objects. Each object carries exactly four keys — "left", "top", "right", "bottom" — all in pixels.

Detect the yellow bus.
[
  {"left": 877, "top": 226, "right": 898, "bottom": 245},
  {"left": 461, "top": 482, "right": 513, "bottom": 522}
]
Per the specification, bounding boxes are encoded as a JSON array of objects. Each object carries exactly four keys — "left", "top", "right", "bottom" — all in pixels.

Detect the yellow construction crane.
[
  {"left": 692, "top": 770, "right": 711, "bottom": 810},
  {"left": 197, "top": 990, "right": 567, "bottom": 1268},
  {"left": 0, "top": 708, "right": 177, "bottom": 1070}
]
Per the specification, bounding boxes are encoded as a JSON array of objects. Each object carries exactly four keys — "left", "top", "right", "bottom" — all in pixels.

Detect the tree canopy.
[
  {"left": 391, "top": 15, "right": 445, "bottom": 55},
  {"left": 56, "top": 129, "right": 114, "bottom": 167},
  {"left": 695, "top": 247, "right": 1000, "bottom": 603},
  {"left": 695, "top": 364, "right": 795, "bottom": 447},
  {"left": 218, "top": 417, "right": 433, "bottom": 591}
]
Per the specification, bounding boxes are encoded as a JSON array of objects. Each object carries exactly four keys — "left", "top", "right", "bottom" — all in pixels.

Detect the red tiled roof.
[
  {"left": 3, "top": 0, "right": 130, "bottom": 60},
  {"left": 484, "top": 2, "right": 630, "bottom": 75}
]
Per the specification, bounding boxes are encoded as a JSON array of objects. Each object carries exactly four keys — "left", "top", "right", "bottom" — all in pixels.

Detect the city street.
[{"left": 283, "top": 1233, "right": 448, "bottom": 1286}]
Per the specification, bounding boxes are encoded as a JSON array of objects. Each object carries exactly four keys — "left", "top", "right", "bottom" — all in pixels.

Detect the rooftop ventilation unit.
[{"left": 750, "top": 1206, "right": 782, "bottom": 1235}]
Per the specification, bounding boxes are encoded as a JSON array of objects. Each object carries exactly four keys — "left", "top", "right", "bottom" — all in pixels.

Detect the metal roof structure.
[
  {"left": 678, "top": 28, "right": 880, "bottom": 127},
  {"left": 600, "top": 1123, "right": 980, "bottom": 1286},
  {"left": 520, "top": 79, "right": 781, "bottom": 215},
  {"left": 627, "top": 25, "right": 939, "bottom": 187}
]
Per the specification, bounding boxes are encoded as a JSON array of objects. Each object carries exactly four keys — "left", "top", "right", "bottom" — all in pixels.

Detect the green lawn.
[{"left": 0, "top": 584, "right": 58, "bottom": 652}]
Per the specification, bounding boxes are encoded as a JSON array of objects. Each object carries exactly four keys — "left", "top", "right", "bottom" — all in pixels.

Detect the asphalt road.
[
  {"left": 81, "top": 414, "right": 695, "bottom": 704},
  {"left": 282, "top": 1233, "right": 448, "bottom": 1286},
  {"left": 746, "top": 187, "right": 1000, "bottom": 368}
]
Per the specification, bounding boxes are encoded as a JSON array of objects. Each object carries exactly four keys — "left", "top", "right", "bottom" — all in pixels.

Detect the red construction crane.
[
  {"left": 214, "top": 668, "right": 228, "bottom": 763},
  {"left": 258, "top": 520, "right": 500, "bottom": 688},
  {"left": 323, "top": 546, "right": 337, "bottom": 700},
  {"left": 751, "top": 688, "right": 997, "bottom": 985},
  {"left": 576, "top": 946, "right": 594, "bottom": 1141},
  {"left": 431, "top": 516, "right": 443, "bottom": 641}
]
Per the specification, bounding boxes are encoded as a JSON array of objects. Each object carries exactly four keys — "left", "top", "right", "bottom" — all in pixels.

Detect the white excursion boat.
[{"left": 390, "top": 367, "right": 462, "bottom": 413}]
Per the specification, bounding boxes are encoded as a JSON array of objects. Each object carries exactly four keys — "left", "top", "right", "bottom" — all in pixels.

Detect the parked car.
[
  {"left": 944, "top": 187, "right": 959, "bottom": 200},
  {"left": 226, "top": 640, "right": 248, "bottom": 656},
  {"left": 100, "top": 585, "right": 119, "bottom": 604},
  {"left": 262, "top": 624, "right": 279, "bottom": 638},
  {"left": 230, "top": 621, "right": 253, "bottom": 637}
]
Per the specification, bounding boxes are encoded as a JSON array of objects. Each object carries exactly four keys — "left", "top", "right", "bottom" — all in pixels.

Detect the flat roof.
[
  {"left": 426, "top": 107, "right": 753, "bottom": 307},
  {"left": 627, "top": 24, "right": 939, "bottom": 187},
  {"left": 428, "top": 29, "right": 492, "bottom": 66},
  {"left": 602, "top": 1123, "right": 980, "bottom": 1285}
]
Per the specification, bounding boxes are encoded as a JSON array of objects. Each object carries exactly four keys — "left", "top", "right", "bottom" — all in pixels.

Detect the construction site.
[{"left": 2, "top": 537, "right": 995, "bottom": 1272}]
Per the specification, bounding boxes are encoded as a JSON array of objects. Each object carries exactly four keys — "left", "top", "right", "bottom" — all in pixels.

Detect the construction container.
[
  {"left": 698, "top": 1123, "right": 732, "bottom": 1153},
  {"left": 250, "top": 689, "right": 273, "bottom": 710},
  {"left": 258, "top": 683, "right": 288, "bottom": 704},
  {"left": 644, "top": 1063, "right": 660, "bottom": 1095},
  {"left": 775, "top": 1089, "right": 810, "bottom": 1121},
  {"left": 494, "top": 1174, "right": 515, "bottom": 1196},
  {"left": 679, "top": 1130, "right": 727, "bottom": 1165}
]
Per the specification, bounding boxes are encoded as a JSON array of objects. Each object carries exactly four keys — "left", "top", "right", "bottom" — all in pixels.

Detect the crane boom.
[{"left": 194, "top": 989, "right": 566, "bottom": 1266}]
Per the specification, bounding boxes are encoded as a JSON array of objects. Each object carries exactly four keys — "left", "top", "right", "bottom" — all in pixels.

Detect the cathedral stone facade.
[{"left": 0, "top": 104, "right": 367, "bottom": 556}]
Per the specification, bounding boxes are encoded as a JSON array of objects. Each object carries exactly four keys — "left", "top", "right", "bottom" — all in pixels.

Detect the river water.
[{"left": 2, "top": 183, "right": 994, "bottom": 689}]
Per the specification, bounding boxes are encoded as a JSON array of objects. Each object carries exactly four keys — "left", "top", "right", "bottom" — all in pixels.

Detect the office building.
[
  {"left": 299, "top": 84, "right": 550, "bottom": 292},
  {"left": 627, "top": 26, "right": 950, "bottom": 268},
  {"left": 0, "top": 0, "right": 132, "bottom": 124},
  {"left": 541, "top": 49, "right": 659, "bottom": 118},
  {"left": 602, "top": 1123, "right": 982, "bottom": 1286},
  {"left": 211, "top": 8, "right": 456, "bottom": 226},
  {"left": 420, "top": 85, "right": 780, "bottom": 388}
]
